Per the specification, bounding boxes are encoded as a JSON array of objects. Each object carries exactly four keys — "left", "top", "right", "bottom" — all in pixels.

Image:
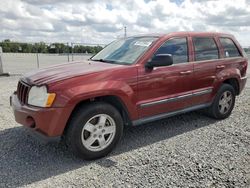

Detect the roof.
[{"left": 131, "top": 31, "right": 234, "bottom": 38}]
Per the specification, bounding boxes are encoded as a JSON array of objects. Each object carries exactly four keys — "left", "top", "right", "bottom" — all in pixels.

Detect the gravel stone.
[{"left": 0, "top": 75, "right": 249, "bottom": 188}]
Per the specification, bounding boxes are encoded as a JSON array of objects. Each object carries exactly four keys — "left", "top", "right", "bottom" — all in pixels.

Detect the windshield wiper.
[
  {"left": 90, "top": 59, "right": 116, "bottom": 64},
  {"left": 90, "top": 58, "right": 130, "bottom": 65}
]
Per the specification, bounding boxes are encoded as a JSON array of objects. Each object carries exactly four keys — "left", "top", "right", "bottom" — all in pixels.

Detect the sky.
[{"left": 0, "top": 0, "right": 250, "bottom": 46}]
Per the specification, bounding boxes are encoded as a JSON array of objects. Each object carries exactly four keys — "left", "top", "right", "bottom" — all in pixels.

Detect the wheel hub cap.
[
  {"left": 81, "top": 114, "right": 116, "bottom": 152},
  {"left": 218, "top": 91, "right": 232, "bottom": 114}
]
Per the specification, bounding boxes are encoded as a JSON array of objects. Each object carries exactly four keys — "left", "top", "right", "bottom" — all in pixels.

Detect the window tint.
[
  {"left": 193, "top": 37, "right": 219, "bottom": 61},
  {"left": 219, "top": 38, "right": 241, "bottom": 58},
  {"left": 154, "top": 38, "right": 188, "bottom": 64}
]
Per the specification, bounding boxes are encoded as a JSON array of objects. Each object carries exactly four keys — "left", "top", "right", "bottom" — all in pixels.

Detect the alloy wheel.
[
  {"left": 218, "top": 91, "right": 233, "bottom": 114},
  {"left": 81, "top": 114, "right": 116, "bottom": 152}
]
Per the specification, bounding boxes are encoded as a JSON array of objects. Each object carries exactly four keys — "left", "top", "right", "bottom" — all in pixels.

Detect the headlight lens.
[{"left": 28, "top": 86, "right": 56, "bottom": 107}]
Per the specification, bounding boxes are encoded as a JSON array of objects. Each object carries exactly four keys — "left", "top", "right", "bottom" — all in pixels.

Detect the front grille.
[{"left": 17, "top": 81, "right": 31, "bottom": 105}]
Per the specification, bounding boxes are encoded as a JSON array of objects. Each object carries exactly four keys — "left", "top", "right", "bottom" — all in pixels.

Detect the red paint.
[{"left": 11, "top": 32, "right": 248, "bottom": 138}]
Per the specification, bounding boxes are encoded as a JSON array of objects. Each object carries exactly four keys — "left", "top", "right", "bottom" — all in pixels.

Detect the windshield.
[{"left": 91, "top": 37, "right": 158, "bottom": 65}]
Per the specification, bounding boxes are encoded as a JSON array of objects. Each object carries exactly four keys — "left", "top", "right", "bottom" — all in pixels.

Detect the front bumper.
[
  {"left": 24, "top": 126, "right": 61, "bottom": 143},
  {"left": 11, "top": 94, "right": 73, "bottom": 143}
]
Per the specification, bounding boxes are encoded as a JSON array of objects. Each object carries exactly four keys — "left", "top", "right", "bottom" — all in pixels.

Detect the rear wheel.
[
  {"left": 66, "top": 102, "right": 123, "bottom": 160},
  {"left": 207, "top": 84, "right": 236, "bottom": 119}
]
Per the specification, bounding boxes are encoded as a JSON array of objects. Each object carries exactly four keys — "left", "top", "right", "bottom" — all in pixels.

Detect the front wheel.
[
  {"left": 65, "top": 102, "right": 123, "bottom": 160},
  {"left": 207, "top": 84, "right": 236, "bottom": 119}
]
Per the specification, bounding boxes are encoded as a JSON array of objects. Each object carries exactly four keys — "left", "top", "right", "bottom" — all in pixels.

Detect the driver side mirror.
[{"left": 145, "top": 54, "right": 173, "bottom": 69}]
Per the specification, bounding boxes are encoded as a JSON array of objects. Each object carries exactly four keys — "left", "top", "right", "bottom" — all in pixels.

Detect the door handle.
[
  {"left": 216, "top": 65, "right": 225, "bottom": 69},
  {"left": 180, "top": 70, "right": 192, "bottom": 75}
]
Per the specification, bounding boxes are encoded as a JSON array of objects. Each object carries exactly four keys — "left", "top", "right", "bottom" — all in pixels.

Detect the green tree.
[{"left": 0, "top": 39, "right": 103, "bottom": 54}]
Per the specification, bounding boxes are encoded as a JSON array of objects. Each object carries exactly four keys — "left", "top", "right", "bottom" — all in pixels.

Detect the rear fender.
[{"left": 214, "top": 68, "right": 241, "bottom": 94}]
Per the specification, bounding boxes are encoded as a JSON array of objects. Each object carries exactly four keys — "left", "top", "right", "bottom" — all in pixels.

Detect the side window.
[
  {"left": 219, "top": 38, "right": 241, "bottom": 58},
  {"left": 154, "top": 38, "right": 188, "bottom": 64},
  {"left": 193, "top": 37, "right": 219, "bottom": 61}
]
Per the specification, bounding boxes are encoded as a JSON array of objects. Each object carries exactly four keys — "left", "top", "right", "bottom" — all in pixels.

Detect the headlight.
[{"left": 28, "top": 86, "right": 56, "bottom": 107}]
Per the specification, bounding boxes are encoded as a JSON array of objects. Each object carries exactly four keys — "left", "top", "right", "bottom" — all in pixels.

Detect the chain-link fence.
[
  {"left": 0, "top": 42, "right": 106, "bottom": 75},
  {"left": 0, "top": 42, "right": 250, "bottom": 75}
]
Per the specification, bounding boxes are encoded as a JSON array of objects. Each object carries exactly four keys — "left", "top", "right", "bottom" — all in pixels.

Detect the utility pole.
[
  {"left": 36, "top": 51, "right": 40, "bottom": 68},
  {"left": 36, "top": 45, "right": 40, "bottom": 68},
  {"left": 124, "top": 26, "right": 127, "bottom": 38},
  {"left": 67, "top": 42, "right": 70, "bottom": 62},
  {"left": 71, "top": 42, "right": 74, "bottom": 61}
]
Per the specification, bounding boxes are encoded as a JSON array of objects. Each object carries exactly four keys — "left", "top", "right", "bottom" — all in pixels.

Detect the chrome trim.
[
  {"left": 140, "top": 88, "right": 212, "bottom": 108},
  {"left": 140, "top": 93, "right": 192, "bottom": 108},
  {"left": 153, "top": 56, "right": 244, "bottom": 69},
  {"left": 240, "top": 76, "right": 248, "bottom": 80},
  {"left": 133, "top": 103, "right": 211, "bottom": 126},
  {"left": 190, "top": 56, "right": 244, "bottom": 64},
  {"left": 153, "top": 56, "right": 244, "bottom": 70},
  {"left": 193, "top": 89, "right": 213, "bottom": 96}
]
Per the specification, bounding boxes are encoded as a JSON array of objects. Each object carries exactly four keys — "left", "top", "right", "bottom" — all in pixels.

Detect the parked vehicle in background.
[{"left": 11, "top": 32, "right": 248, "bottom": 159}]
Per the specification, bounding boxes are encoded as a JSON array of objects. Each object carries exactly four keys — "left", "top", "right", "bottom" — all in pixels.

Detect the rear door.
[
  {"left": 215, "top": 37, "right": 247, "bottom": 91},
  {"left": 191, "top": 36, "right": 220, "bottom": 105}
]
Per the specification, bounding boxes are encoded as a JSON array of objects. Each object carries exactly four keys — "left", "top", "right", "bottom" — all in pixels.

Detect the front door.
[{"left": 137, "top": 37, "right": 194, "bottom": 118}]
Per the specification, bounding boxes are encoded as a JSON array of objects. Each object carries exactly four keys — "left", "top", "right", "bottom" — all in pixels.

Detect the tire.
[
  {"left": 65, "top": 102, "right": 123, "bottom": 160},
  {"left": 207, "top": 84, "right": 236, "bottom": 119}
]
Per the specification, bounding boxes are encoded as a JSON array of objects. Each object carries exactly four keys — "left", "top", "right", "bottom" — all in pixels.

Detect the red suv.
[{"left": 11, "top": 32, "right": 248, "bottom": 159}]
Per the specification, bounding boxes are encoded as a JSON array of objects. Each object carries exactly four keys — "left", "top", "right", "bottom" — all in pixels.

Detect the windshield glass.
[{"left": 91, "top": 37, "right": 158, "bottom": 65}]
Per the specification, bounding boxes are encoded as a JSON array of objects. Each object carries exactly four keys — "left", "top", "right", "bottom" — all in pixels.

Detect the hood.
[{"left": 22, "top": 60, "right": 123, "bottom": 85}]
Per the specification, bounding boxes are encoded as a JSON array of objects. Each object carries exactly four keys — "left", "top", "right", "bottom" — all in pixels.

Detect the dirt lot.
[{"left": 0, "top": 75, "right": 250, "bottom": 187}]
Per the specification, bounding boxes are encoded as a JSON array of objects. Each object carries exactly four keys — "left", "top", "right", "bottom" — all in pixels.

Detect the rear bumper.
[
  {"left": 11, "top": 94, "right": 73, "bottom": 142},
  {"left": 239, "top": 76, "right": 248, "bottom": 94}
]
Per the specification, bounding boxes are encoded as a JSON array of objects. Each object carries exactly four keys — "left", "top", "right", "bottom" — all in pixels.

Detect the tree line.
[
  {"left": 244, "top": 47, "right": 250, "bottom": 53},
  {"left": 0, "top": 39, "right": 104, "bottom": 54},
  {"left": 1, "top": 39, "right": 249, "bottom": 55}
]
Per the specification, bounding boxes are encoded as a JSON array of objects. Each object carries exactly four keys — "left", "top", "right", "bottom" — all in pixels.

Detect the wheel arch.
[
  {"left": 215, "top": 67, "right": 241, "bottom": 96},
  {"left": 63, "top": 95, "right": 133, "bottom": 135},
  {"left": 222, "top": 77, "right": 240, "bottom": 95}
]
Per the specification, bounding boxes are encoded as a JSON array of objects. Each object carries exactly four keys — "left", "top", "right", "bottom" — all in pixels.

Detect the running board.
[{"left": 132, "top": 103, "right": 211, "bottom": 126}]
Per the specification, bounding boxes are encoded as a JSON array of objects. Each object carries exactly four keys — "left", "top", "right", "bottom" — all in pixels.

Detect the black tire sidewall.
[
  {"left": 211, "top": 84, "right": 236, "bottom": 119},
  {"left": 66, "top": 102, "right": 123, "bottom": 160}
]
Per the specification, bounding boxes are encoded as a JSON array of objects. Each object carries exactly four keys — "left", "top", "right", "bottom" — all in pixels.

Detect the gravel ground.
[{"left": 0, "top": 76, "right": 250, "bottom": 188}]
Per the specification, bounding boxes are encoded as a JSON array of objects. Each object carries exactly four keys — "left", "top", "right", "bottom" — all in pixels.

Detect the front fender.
[{"left": 54, "top": 80, "right": 138, "bottom": 120}]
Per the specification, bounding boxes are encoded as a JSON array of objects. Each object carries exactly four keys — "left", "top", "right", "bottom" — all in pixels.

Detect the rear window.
[
  {"left": 219, "top": 38, "right": 241, "bottom": 58},
  {"left": 193, "top": 37, "right": 219, "bottom": 61}
]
